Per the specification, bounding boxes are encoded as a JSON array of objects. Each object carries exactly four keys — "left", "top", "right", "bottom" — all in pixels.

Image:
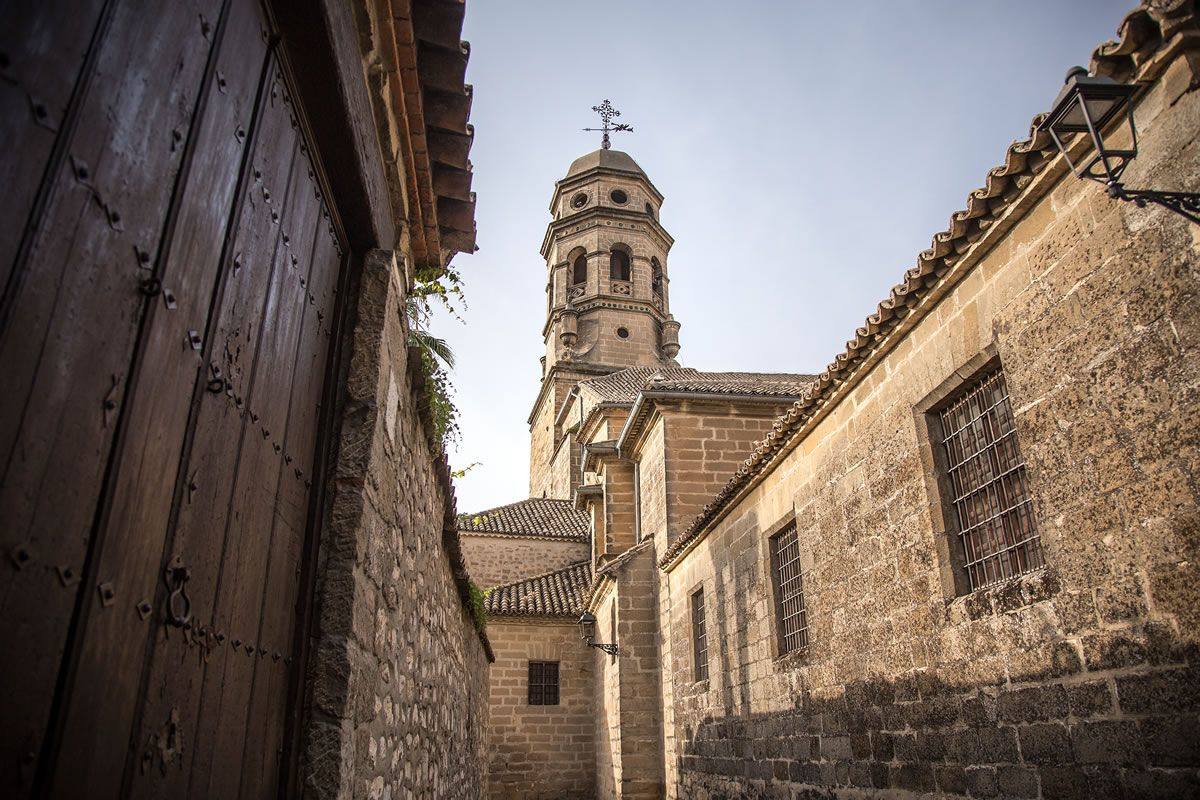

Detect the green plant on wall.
[
  {"left": 406, "top": 265, "right": 465, "bottom": 451},
  {"left": 468, "top": 582, "right": 489, "bottom": 632}
]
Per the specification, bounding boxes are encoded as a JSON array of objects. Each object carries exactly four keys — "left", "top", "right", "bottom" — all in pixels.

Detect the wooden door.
[{"left": 0, "top": 0, "right": 346, "bottom": 796}]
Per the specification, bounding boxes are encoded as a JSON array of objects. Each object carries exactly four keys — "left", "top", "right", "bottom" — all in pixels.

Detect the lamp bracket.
[
  {"left": 1107, "top": 182, "right": 1200, "bottom": 226},
  {"left": 588, "top": 642, "right": 619, "bottom": 656}
]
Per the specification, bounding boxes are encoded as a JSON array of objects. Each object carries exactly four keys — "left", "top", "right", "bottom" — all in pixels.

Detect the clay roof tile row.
[
  {"left": 457, "top": 498, "right": 589, "bottom": 541},
  {"left": 484, "top": 561, "right": 592, "bottom": 617},
  {"left": 581, "top": 366, "right": 814, "bottom": 405}
]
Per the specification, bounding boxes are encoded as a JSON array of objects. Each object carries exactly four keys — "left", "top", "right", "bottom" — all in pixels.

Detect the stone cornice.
[
  {"left": 549, "top": 165, "right": 665, "bottom": 210},
  {"left": 540, "top": 206, "right": 675, "bottom": 259},
  {"left": 540, "top": 295, "right": 671, "bottom": 339}
]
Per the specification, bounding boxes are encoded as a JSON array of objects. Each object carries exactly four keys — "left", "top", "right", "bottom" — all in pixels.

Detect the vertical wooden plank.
[
  {"left": 190, "top": 90, "right": 325, "bottom": 798},
  {"left": 238, "top": 201, "right": 342, "bottom": 798},
  {"left": 0, "top": 0, "right": 107, "bottom": 302},
  {"left": 0, "top": 1, "right": 221, "bottom": 795},
  {"left": 122, "top": 55, "right": 299, "bottom": 800},
  {"left": 46, "top": 0, "right": 270, "bottom": 795}
]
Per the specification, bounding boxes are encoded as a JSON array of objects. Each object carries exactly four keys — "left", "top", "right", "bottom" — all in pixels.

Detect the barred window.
[
  {"left": 769, "top": 523, "right": 808, "bottom": 655},
  {"left": 938, "top": 366, "right": 1043, "bottom": 591},
  {"left": 691, "top": 588, "right": 708, "bottom": 682},
  {"left": 527, "top": 661, "right": 559, "bottom": 705}
]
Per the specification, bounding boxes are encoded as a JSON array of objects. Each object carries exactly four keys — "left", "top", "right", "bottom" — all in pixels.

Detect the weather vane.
[{"left": 583, "top": 99, "right": 633, "bottom": 150}]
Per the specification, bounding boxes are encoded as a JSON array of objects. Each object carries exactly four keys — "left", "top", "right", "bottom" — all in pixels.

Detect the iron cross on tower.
[{"left": 583, "top": 99, "right": 633, "bottom": 150}]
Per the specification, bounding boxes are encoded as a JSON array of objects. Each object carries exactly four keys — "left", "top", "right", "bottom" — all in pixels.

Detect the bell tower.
[
  {"left": 527, "top": 143, "right": 682, "bottom": 498},
  {"left": 540, "top": 148, "right": 680, "bottom": 375}
]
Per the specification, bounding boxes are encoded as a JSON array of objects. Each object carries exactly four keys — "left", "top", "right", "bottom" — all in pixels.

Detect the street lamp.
[
  {"left": 1038, "top": 66, "right": 1200, "bottom": 225},
  {"left": 577, "top": 611, "right": 618, "bottom": 657}
]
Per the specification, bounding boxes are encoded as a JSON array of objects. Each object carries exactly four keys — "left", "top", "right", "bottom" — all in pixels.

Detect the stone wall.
[
  {"left": 302, "top": 250, "right": 491, "bottom": 799},
  {"left": 660, "top": 403, "right": 794, "bottom": 547},
  {"left": 603, "top": 459, "right": 638, "bottom": 555},
  {"left": 663, "top": 49, "right": 1200, "bottom": 799},
  {"left": 637, "top": 418, "right": 668, "bottom": 544},
  {"left": 485, "top": 619, "right": 596, "bottom": 799},
  {"left": 593, "top": 545, "right": 668, "bottom": 799},
  {"left": 461, "top": 534, "right": 589, "bottom": 589},
  {"left": 593, "top": 583, "right": 622, "bottom": 800},
  {"left": 529, "top": 373, "right": 577, "bottom": 498}
]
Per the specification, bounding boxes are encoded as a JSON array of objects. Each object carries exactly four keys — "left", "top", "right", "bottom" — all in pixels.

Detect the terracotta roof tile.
[
  {"left": 581, "top": 367, "right": 814, "bottom": 405},
  {"left": 645, "top": 371, "right": 816, "bottom": 398},
  {"left": 484, "top": 561, "right": 592, "bottom": 617},
  {"left": 580, "top": 366, "right": 699, "bottom": 403},
  {"left": 660, "top": 0, "right": 1198, "bottom": 570},
  {"left": 457, "top": 498, "right": 589, "bottom": 541}
]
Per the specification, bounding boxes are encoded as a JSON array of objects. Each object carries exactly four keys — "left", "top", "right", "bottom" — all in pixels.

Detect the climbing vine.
[{"left": 407, "top": 266, "right": 466, "bottom": 451}]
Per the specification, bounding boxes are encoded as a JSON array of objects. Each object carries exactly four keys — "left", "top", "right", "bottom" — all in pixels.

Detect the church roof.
[
  {"left": 645, "top": 371, "right": 816, "bottom": 398},
  {"left": 581, "top": 366, "right": 699, "bottom": 404},
  {"left": 457, "top": 498, "right": 589, "bottom": 541},
  {"left": 484, "top": 560, "right": 592, "bottom": 618},
  {"left": 565, "top": 148, "right": 646, "bottom": 179},
  {"left": 580, "top": 366, "right": 816, "bottom": 405}
]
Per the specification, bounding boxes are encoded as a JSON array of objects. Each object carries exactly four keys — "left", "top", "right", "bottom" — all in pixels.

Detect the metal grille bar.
[
  {"left": 527, "top": 661, "right": 560, "bottom": 705},
  {"left": 939, "top": 368, "right": 1043, "bottom": 591},
  {"left": 691, "top": 588, "right": 708, "bottom": 682},
  {"left": 770, "top": 523, "right": 808, "bottom": 655}
]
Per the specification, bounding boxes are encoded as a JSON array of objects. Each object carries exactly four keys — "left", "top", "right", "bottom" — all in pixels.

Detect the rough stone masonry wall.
[
  {"left": 484, "top": 619, "right": 596, "bottom": 799},
  {"left": 665, "top": 51, "right": 1200, "bottom": 799},
  {"left": 302, "top": 250, "right": 490, "bottom": 799},
  {"left": 460, "top": 535, "right": 589, "bottom": 589}
]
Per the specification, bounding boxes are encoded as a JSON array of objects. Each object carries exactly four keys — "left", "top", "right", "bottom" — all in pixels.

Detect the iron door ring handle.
[{"left": 167, "top": 583, "right": 192, "bottom": 628}]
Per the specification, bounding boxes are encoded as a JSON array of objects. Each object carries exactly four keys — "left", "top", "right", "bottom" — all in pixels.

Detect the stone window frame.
[
  {"left": 760, "top": 512, "right": 812, "bottom": 666},
  {"left": 914, "top": 344, "right": 1047, "bottom": 601},
  {"left": 527, "top": 660, "right": 560, "bottom": 706},
  {"left": 689, "top": 581, "right": 709, "bottom": 684}
]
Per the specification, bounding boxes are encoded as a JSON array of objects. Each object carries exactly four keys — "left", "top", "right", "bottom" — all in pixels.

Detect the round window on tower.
[
  {"left": 571, "top": 192, "right": 588, "bottom": 209},
  {"left": 616, "top": 327, "right": 630, "bottom": 339},
  {"left": 610, "top": 189, "right": 628, "bottom": 205}
]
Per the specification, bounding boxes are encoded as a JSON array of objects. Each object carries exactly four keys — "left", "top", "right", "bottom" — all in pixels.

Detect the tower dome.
[{"left": 565, "top": 148, "right": 646, "bottom": 179}]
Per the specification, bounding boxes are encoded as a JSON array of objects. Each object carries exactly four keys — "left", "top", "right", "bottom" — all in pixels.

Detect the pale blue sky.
[{"left": 443, "top": 0, "right": 1131, "bottom": 513}]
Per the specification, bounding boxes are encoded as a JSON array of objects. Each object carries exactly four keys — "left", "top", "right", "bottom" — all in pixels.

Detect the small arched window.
[
  {"left": 609, "top": 247, "right": 631, "bottom": 282},
  {"left": 651, "top": 257, "right": 663, "bottom": 295},
  {"left": 645, "top": 202, "right": 656, "bottom": 219},
  {"left": 572, "top": 253, "right": 588, "bottom": 286}
]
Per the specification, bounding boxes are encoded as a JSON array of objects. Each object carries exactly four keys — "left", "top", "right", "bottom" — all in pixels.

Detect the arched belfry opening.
[
  {"left": 609, "top": 246, "right": 631, "bottom": 282},
  {"left": 569, "top": 248, "right": 588, "bottom": 293}
]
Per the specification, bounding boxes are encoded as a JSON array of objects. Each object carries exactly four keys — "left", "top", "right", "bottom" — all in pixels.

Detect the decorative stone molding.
[{"left": 661, "top": 316, "right": 681, "bottom": 361}]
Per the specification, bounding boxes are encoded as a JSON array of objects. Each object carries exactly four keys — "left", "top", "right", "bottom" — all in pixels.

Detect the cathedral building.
[
  {"left": 461, "top": 2, "right": 1200, "bottom": 797},
  {"left": 459, "top": 148, "right": 814, "bottom": 798}
]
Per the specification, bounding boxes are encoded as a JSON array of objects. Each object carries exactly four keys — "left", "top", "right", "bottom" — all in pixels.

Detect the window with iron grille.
[
  {"left": 937, "top": 366, "right": 1043, "bottom": 592},
  {"left": 691, "top": 588, "right": 708, "bottom": 682},
  {"left": 527, "top": 661, "right": 560, "bottom": 705},
  {"left": 769, "top": 523, "right": 808, "bottom": 656}
]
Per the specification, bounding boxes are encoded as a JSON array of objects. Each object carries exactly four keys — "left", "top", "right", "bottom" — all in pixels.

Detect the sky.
[{"left": 441, "top": 0, "right": 1132, "bottom": 513}]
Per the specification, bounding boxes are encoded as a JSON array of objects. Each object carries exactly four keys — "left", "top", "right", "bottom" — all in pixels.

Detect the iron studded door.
[{"left": 0, "top": 0, "right": 346, "bottom": 796}]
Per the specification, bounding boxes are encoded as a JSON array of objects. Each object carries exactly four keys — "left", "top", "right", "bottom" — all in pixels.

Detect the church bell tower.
[
  {"left": 539, "top": 147, "right": 680, "bottom": 376},
  {"left": 527, "top": 128, "right": 682, "bottom": 498}
]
